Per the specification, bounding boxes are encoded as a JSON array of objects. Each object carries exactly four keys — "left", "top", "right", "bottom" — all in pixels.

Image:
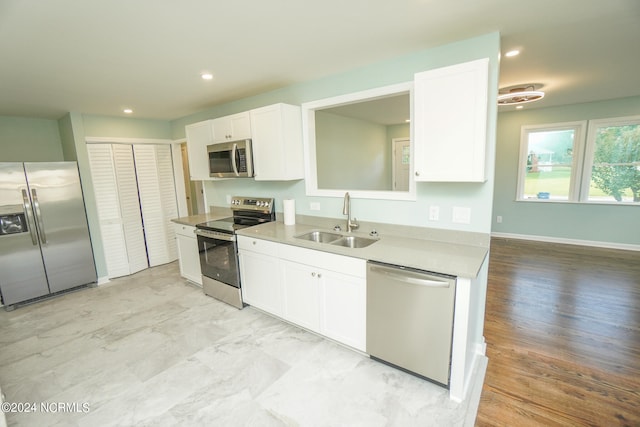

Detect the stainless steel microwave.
[{"left": 207, "top": 139, "right": 254, "bottom": 178}]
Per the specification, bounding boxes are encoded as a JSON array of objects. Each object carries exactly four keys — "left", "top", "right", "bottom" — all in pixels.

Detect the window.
[
  {"left": 583, "top": 117, "right": 640, "bottom": 203},
  {"left": 518, "top": 122, "right": 586, "bottom": 201},
  {"left": 517, "top": 115, "right": 640, "bottom": 204}
]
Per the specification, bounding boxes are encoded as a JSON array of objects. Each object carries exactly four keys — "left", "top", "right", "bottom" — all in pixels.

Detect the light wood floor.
[{"left": 476, "top": 237, "right": 640, "bottom": 426}]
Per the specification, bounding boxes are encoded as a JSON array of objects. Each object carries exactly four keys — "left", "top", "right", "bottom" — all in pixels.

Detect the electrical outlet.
[
  {"left": 497, "top": 215, "right": 503, "bottom": 223},
  {"left": 428, "top": 205, "right": 440, "bottom": 221},
  {"left": 310, "top": 202, "right": 321, "bottom": 211},
  {"left": 452, "top": 206, "right": 471, "bottom": 224}
]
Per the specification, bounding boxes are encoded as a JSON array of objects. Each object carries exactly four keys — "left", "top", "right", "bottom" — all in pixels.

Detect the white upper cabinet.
[
  {"left": 212, "top": 112, "right": 251, "bottom": 143},
  {"left": 185, "top": 120, "right": 214, "bottom": 181},
  {"left": 414, "top": 58, "right": 489, "bottom": 182},
  {"left": 250, "top": 103, "right": 304, "bottom": 181}
]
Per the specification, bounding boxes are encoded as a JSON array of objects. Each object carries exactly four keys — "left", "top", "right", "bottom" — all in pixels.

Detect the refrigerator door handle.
[
  {"left": 21, "top": 189, "right": 39, "bottom": 245},
  {"left": 31, "top": 189, "right": 47, "bottom": 244}
]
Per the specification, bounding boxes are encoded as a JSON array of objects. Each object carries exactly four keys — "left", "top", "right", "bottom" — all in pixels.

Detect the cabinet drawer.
[
  {"left": 237, "top": 235, "right": 280, "bottom": 255},
  {"left": 279, "top": 244, "right": 366, "bottom": 278},
  {"left": 173, "top": 223, "right": 196, "bottom": 238}
]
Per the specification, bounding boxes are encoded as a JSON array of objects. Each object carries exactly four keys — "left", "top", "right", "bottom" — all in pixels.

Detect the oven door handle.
[
  {"left": 195, "top": 229, "right": 235, "bottom": 241},
  {"left": 231, "top": 143, "right": 240, "bottom": 176}
]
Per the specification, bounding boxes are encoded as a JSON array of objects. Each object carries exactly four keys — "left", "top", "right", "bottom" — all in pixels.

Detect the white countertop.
[
  {"left": 171, "top": 208, "right": 233, "bottom": 227},
  {"left": 236, "top": 218, "right": 489, "bottom": 278}
]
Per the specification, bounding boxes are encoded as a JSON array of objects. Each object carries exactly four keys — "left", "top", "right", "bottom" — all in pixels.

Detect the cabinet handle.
[
  {"left": 317, "top": 273, "right": 322, "bottom": 278},
  {"left": 252, "top": 241, "right": 256, "bottom": 245},
  {"left": 311, "top": 272, "right": 316, "bottom": 277},
  {"left": 415, "top": 171, "right": 420, "bottom": 177}
]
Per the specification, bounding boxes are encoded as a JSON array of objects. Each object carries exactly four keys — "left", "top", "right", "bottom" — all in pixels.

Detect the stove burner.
[{"left": 196, "top": 196, "right": 275, "bottom": 234}]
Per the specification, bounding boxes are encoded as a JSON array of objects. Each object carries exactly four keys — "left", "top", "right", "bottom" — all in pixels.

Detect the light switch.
[{"left": 310, "top": 202, "right": 321, "bottom": 211}]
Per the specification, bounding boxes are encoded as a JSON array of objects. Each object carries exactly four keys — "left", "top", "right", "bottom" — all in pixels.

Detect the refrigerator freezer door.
[
  {"left": 24, "top": 162, "right": 97, "bottom": 293},
  {"left": 0, "top": 163, "right": 50, "bottom": 305}
]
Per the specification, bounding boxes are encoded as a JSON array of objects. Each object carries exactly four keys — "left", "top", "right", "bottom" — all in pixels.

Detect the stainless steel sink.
[
  {"left": 331, "top": 236, "right": 378, "bottom": 248},
  {"left": 294, "top": 231, "right": 342, "bottom": 243}
]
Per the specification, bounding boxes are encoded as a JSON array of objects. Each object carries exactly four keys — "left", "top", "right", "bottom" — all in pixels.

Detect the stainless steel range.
[{"left": 195, "top": 196, "right": 275, "bottom": 309}]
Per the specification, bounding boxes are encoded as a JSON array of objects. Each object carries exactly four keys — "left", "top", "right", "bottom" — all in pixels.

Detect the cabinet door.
[
  {"left": 174, "top": 224, "right": 202, "bottom": 285},
  {"left": 185, "top": 120, "right": 214, "bottom": 180},
  {"left": 281, "top": 260, "right": 320, "bottom": 332},
  {"left": 320, "top": 269, "right": 366, "bottom": 352},
  {"left": 212, "top": 112, "right": 251, "bottom": 142},
  {"left": 230, "top": 112, "right": 252, "bottom": 140},
  {"left": 414, "top": 58, "right": 489, "bottom": 182},
  {"left": 250, "top": 103, "right": 304, "bottom": 181},
  {"left": 239, "top": 249, "right": 282, "bottom": 316}
]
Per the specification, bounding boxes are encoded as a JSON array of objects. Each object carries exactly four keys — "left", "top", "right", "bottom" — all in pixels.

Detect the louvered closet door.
[
  {"left": 133, "top": 145, "right": 178, "bottom": 267},
  {"left": 112, "top": 144, "right": 149, "bottom": 274},
  {"left": 86, "top": 144, "right": 131, "bottom": 278}
]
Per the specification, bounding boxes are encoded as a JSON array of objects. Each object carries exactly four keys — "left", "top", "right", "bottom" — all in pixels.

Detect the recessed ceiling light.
[
  {"left": 505, "top": 50, "right": 520, "bottom": 57},
  {"left": 123, "top": 108, "right": 133, "bottom": 114},
  {"left": 516, "top": 105, "right": 524, "bottom": 110},
  {"left": 201, "top": 73, "right": 213, "bottom": 80}
]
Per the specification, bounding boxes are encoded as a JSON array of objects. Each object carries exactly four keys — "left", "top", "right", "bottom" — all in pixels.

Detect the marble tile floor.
[{"left": 0, "top": 262, "right": 485, "bottom": 426}]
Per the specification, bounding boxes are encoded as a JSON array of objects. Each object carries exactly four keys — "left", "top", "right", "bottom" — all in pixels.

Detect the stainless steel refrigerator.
[{"left": 0, "top": 162, "right": 97, "bottom": 308}]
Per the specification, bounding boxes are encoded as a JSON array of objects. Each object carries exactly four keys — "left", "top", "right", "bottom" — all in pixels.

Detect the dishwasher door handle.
[{"left": 369, "top": 266, "right": 451, "bottom": 288}]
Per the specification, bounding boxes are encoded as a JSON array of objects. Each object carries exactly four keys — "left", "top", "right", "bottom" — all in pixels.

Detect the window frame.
[
  {"left": 580, "top": 115, "right": 640, "bottom": 204},
  {"left": 516, "top": 121, "right": 587, "bottom": 202}
]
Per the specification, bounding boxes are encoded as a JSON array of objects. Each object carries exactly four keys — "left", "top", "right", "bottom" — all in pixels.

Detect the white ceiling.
[{"left": 1, "top": 0, "right": 639, "bottom": 121}]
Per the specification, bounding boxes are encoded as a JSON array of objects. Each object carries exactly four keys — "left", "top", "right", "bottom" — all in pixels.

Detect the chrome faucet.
[{"left": 342, "top": 192, "right": 359, "bottom": 232}]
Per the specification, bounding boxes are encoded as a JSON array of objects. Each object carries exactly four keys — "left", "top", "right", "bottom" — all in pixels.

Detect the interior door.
[
  {"left": 133, "top": 144, "right": 178, "bottom": 267},
  {"left": 392, "top": 138, "right": 410, "bottom": 191}
]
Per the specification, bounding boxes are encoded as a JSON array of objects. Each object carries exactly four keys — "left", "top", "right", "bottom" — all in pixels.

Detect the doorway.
[{"left": 180, "top": 143, "right": 205, "bottom": 215}]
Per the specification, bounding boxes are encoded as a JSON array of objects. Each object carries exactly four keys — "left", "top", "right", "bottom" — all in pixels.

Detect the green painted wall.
[
  {"left": 493, "top": 96, "right": 640, "bottom": 245},
  {"left": 172, "top": 32, "right": 501, "bottom": 234},
  {"left": 82, "top": 115, "right": 171, "bottom": 139},
  {"left": 0, "top": 116, "right": 64, "bottom": 161},
  {"left": 316, "top": 111, "right": 390, "bottom": 191}
]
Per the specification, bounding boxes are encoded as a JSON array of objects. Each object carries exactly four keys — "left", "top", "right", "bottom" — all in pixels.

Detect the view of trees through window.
[
  {"left": 589, "top": 124, "right": 640, "bottom": 202},
  {"left": 519, "top": 116, "right": 640, "bottom": 204}
]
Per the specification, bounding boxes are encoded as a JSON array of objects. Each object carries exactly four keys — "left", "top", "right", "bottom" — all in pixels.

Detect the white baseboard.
[
  {"left": 97, "top": 276, "right": 110, "bottom": 285},
  {"left": 491, "top": 232, "right": 640, "bottom": 252}
]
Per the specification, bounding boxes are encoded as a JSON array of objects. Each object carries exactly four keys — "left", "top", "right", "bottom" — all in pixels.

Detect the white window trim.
[
  {"left": 516, "top": 121, "right": 587, "bottom": 202},
  {"left": 580, "top": 115, "right": 640, "bottom": 203}
]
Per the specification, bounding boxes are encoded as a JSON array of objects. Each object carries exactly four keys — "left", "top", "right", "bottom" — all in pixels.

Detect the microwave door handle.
[{"left": 231, "top": 143, "right": 240, "bottom": 176}]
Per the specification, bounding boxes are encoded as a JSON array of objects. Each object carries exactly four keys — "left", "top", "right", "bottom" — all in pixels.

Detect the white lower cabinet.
[
  {"left": 319, "top": 269, "right": 366, "bottom": 352},
  {"left": 173, "top": 223, "right": 202, "bottom": 285},
  {"left": 238, "top": 236, "right": 283, "bottom": 316},
  {"left": 238, "top": 235, "right": 366, "bottom": 351},
  {"left": 281, "top": 260, "right": 321, "bottom": 333}
]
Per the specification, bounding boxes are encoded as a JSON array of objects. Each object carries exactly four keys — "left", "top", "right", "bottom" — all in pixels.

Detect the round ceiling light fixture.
[{"left": 497, "top": 84, "right": 545, "bottom": 106}]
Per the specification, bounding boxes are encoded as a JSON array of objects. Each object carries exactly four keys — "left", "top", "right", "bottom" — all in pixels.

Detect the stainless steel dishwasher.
[{"left": 366, "top": 260, "right": 456, "bottom": 387}]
